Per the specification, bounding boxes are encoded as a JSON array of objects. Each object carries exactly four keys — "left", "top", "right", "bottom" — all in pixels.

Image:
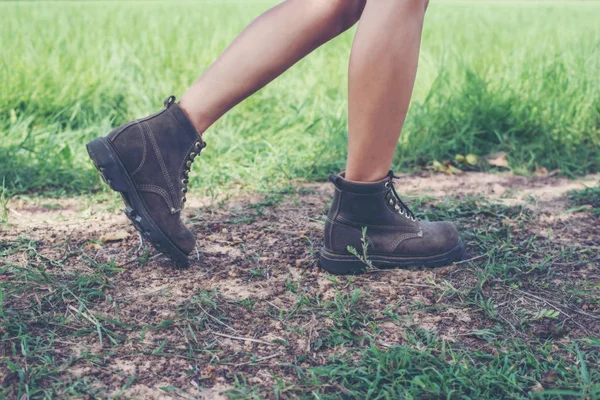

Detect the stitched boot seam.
[
  {"left": 131, "top": 123, "right": 147, "bottom": 176},
  {"left": 137, "top": 184, "right": 176, "bottom": 211},
  {"left": 142, "top": 121, "right": 177, "bottom": 207}
]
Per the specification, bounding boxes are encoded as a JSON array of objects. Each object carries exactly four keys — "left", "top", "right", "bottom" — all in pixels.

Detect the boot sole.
[
  {"left": 86, "top": 137, "right": 190, "bottom": 266},
  {"left": 319, "top": 238, "right": 466, "bottom": 275}
]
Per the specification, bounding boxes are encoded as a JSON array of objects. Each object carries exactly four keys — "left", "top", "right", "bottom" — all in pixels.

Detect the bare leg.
[
  {"left": 345, "top": 0, "right": 429, "bottom": 182},
  {"left": 180, "top": 0, "right": 366, "bottom": 133}
]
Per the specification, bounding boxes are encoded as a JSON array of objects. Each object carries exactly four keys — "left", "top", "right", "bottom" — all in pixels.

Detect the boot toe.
[
  {"left": 156, "top": 216, "right": 196, "bottom": 256},
  {"left": 142, "top": 192, "right": 196, "bottom": 256},
  {"left": 175, "top": 224, "right": 196, "bottom": 255},
  {"left": 394, "top": 220, "right": 461, "bottom": 256}
]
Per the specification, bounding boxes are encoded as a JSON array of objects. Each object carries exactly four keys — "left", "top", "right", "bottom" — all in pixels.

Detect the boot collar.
[
  {"left": 162, "top": 96, "right": 203, "bottom": 144},
  {"left": 330, "top": 171, "right": 417, "bottom": 221},
  {"left": 328, "top": 171, "right": 393, "bottom": 194}
]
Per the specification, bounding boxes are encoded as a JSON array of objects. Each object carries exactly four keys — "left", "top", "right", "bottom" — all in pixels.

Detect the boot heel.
[
  {"left": 319, "top": 249, "right": 367, "bottom": 275},
  {"left": 86, "top": 137, "right": 130, "bottom": 193}
]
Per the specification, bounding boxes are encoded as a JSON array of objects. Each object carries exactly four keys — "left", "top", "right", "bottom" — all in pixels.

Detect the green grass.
[
  {"left": 1, "top": 1, "right": 599, "bottom": 195},
  {"left": 293, "top": 339, "right": 598, "bottom": 399},
  {"left": 0, "top": 239, "right": 118, "bottom": 398},
  {"left": 569, "top": 184, "right": 600, "bottom": 214}
]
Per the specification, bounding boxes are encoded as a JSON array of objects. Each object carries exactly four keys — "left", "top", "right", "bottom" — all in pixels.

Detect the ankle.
[
  {"left": 178, "top": 98, "right": 211, "bottom": 134},
  {"left": 344, "top": 169, "right": 390, "bottom": 183}
]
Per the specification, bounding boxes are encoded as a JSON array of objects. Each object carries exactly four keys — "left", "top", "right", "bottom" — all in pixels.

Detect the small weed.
[
  {"left": 569, "top": 185, "right": 600, "bottom": 214},
  {"left": 285, "top": 279, "right": 299, "bottom": 294},
  {"left": 346, "top": 227, "right": 377, "bottom": 273},
  {"left": 531, "top": 308, "right": 560, "bottom": 321},
  {"left": 248, "top": 266, "right": 272, "bottom": 279},
  {"left": 239, "top": 298, "right": 256, "bottom": 310},
  {"left": 178, "top": 289, "right": 232, "bottom": 334},
  {"left": 0, "top": 178, "right": 10, "bottom": 224}
]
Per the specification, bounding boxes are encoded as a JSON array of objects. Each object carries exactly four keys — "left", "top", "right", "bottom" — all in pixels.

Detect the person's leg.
[
  {"left": 89, "top": 0, "right": 367, "bottom": 265},
  {"left": 321, "top": 0, "right": 465, "bottom": 274},
  {"left": 345, "top": 0, "right": 429, "bottom": 182},
  {"left": 180, "top": 0, "right": 366, "bottom": 133}
]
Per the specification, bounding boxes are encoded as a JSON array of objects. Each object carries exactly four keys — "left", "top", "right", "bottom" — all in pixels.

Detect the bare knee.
[
  {"left": 311, "top": 0, "right": 366, "bottom": 34},
  {"left": 398, "top": 0, "right": 430, "bottom": 12},
  {"left": 365, "top": 0, "right": 429, "bottom": 13},
  {"left": 405, "top": 0, "right": 429, "bottom": 13}
]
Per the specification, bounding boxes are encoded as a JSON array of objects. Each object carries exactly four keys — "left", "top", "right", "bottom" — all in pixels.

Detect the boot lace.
[
  {"left": 384, "top": 175, "right": 417, "bottom": 222},
  {"left": 180, "top": 140, "right": 207, "bottom": 206}
]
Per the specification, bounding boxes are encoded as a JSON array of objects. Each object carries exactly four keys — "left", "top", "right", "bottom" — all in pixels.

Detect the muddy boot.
[
  {"left": 86, "top": 96, "right": 206, "bottom": 266},
  {"left": 320, "top": 171, "right": 465, "bottom": 274}
]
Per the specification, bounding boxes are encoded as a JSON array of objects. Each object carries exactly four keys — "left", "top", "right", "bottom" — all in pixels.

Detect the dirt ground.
[{"left": 1, "top": 172, "right": 599, "bottom": 399}]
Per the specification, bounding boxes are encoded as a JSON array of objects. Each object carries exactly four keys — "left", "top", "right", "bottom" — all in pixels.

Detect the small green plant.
[
  {"left": 347, "top": 227, "right": 378, "bottom": 272},
  {"left": 0, "top": 177, "right": 10, "bottom": 224},
  {"left": 285, "top": 278, "right": 299, "bottom": 294},
  {"left": 531, "top": 309, "right": 560, "bottom": 321},
  {"left": 568, "top": 185, "right": 600, "bottom": 214},
  {"left": 248, "top": 266, "right": 272, "bottom": 279},
  {"left": 239, "top": 298, "right": 256, "bottom": 310}
]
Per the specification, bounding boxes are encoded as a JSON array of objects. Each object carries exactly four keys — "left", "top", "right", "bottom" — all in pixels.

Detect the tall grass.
[{"left": 1, "top": 1, "right": 599, "bottom": 194}]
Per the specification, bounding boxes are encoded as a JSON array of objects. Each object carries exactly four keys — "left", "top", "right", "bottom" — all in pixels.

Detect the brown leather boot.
[
  {"left": 86, "top": 96, "right": 206, "bottom": 265},
  {"left": 320, "top": 171, "right": 465, "bottom": 274}
]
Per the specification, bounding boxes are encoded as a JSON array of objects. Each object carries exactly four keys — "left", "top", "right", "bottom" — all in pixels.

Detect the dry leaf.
[
  {"left": 486, "top": 152, "right": 509, "bottom": 168},
  {"left": 85, "top": 242, "right": 103, "bottom": 250},
  {"left": 447, "top": 164, "right": 463, "bottom": 175},
  {"left": 100, "top": 230, "right": 130, "bottom": 243},
  {"left": 531, "top": 382, "right": 544, "bottom": 392},
  {"left": 465, "top": 154, "right": 478, "bottom": 166},
  {"left": 491, "top": 183, "right": 507, "bottom": 196},
  {"left": 431, "top": 160, "right": 444, "bottom": 171},
  {"left": 548, "top": 169, "right": 561, "bottom": 177},
  {"left": 534, "top": 165, "right": 561, "bottom": 177},
  {"left": 448, "top": 308, "right": 472, "bottom": 323},
  {"left": 431, "top": 160, "right": 463, "bottom": 175},
  {"left": 534, "top": 163, "right": 549, "bottom": 176}
]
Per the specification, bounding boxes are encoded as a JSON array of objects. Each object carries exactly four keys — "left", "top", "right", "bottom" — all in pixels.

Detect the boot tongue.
[{"left": 329, "top": 171, "right": 393, "bottom": 194}]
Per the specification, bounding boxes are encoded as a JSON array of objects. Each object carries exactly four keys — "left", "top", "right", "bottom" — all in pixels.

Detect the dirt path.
[
  {"left": 1, "top": 172, "right": 599, "bottom": 398},
  {"left": 5, "top": 171, "right": 598, "bottom": 236}
]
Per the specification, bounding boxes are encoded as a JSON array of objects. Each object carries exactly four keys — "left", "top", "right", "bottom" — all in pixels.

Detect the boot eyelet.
[
  {"left": 182, "top": 187, "right": 188, "bottom": 193},
  {"left": 183, "top": 170, "right": 189, "bottom": 177},
  {"left": 186, "top": 161, "right": 192, "bottom": 168},
  {"left": 181, "top": 197, "right": 187, "bottom": 203},
  {"left": 164, "top": 95, "right": 176, "bottom": 108},
  {"left": 182, "top": 179, "right": 188, "bottom": 184},
  {"left": 194, "top": 141, "right": 201, "bottom": 150},
  {"left": 388, "top": 199, "right": 394, "bottom": 206},
  {"left": 399, "top": 209, "right": 404, "bottom": 215},
  {"left": 189, "top": 152, "right": 196, "bottom": 159},
  {"left": 384, "top": 182, "right": 390, "bottom": 188},
  {"left": 170, "top": 208, "right": 176, "bottom": 214},
  {"left": 394, "top": 204, "right": 400, "bottom": 211},
  {"left": 405, "top": 213, "right": 411, "bottom": 219}
]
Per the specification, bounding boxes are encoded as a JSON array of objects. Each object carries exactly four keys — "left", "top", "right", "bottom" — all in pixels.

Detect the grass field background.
[{"left": 1, "top": 1, "right": 599, "bottom": 195}]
